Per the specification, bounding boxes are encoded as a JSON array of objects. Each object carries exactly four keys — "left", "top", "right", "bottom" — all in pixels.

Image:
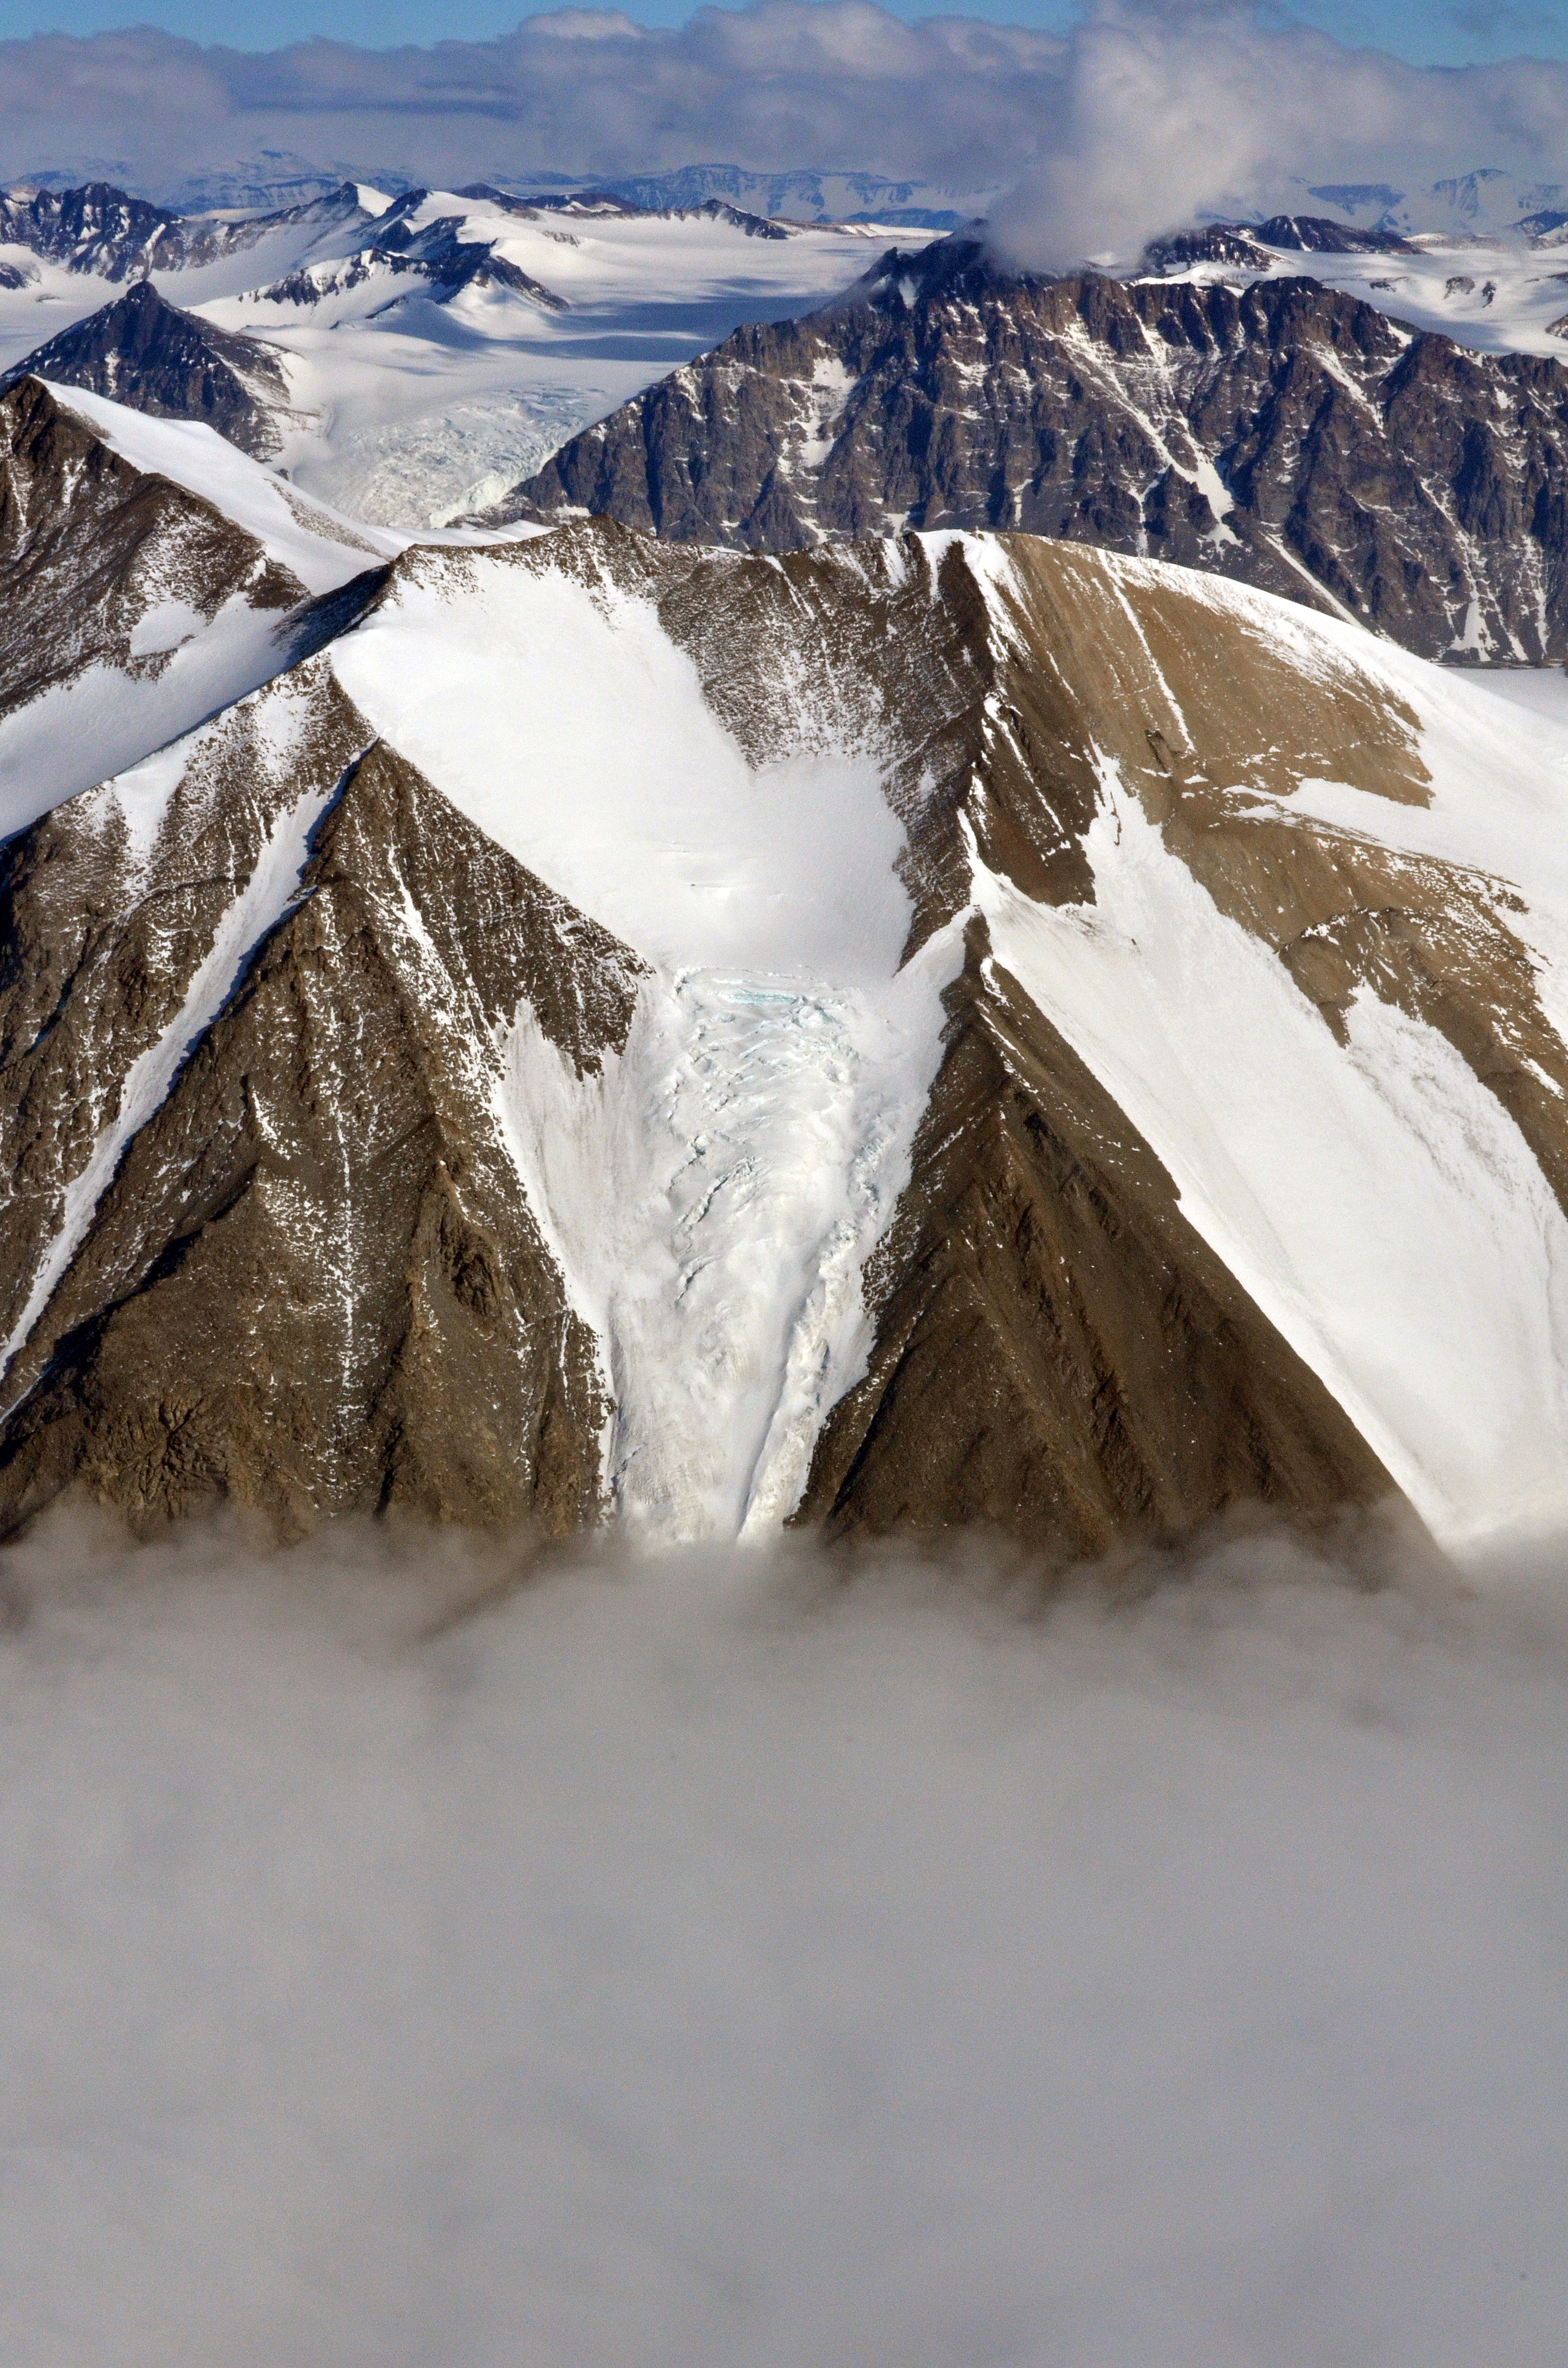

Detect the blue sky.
[{"left": 0, "top": 0, "right": 1559, "bottom": 67}]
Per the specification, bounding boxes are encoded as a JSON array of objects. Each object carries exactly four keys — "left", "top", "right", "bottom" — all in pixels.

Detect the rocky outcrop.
[
  {"left": 796, "top": 930, "right": 1390, "bottom": 1549},
  {"left": 0, "top": 182, "right": 184, "bottom": 280},
  {"left": 488, "top": 235, "right": 1568, "bottom": 663},
  {"left": 0, "top": 679, "right": 641, "bottom": 1536},
  {"left": 1252, "top": 215, "right": 1415, "bottom": 255},
  {"left": 248, "top": 196, "right": 567, "bottom": 314},
  {"left": 0, "top": 375, "right": 306, "bottom": 716},
  {"left": 0, "top": 177, "right": 370, "bottom": 280},
  {"left": 0, "top": 283, "right": 292, "bottom": 457}
]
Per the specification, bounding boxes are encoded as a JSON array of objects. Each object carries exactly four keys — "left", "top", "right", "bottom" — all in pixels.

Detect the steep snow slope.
[
  {"left": 956, "top": 539, "right": 1568, "bottom": 1548},
  {"left": 39, "top": 382, "right": 399, "bottom": 591}
]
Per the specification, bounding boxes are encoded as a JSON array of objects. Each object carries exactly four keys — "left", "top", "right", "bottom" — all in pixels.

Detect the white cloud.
[
  {"left": 0, "top": 1, "right": 1564, "bottom": 250},
  {"left": 1, "top": 1510, "right": 1568, "bottom": 2363},
  {"left": 988, "top": 0, "right": 1568, "bottom": 267},
  {"left": 1, "top": 2, "right": 1564, "bottom": 255},
  {"left": 0, "top": 6, "right": 1067, "bottom": 200}
]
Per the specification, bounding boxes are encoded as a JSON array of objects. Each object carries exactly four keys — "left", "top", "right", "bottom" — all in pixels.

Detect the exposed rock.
[
  {"left": 796, "top": 929, "right": 1392, "bottom": 1551},
  {"left": 0, "top": 177, "right": 370, "bottom": 280},
  {"left": 0, "top": 375, "right": 306, "bottom": 718},
  {"left": 5, "top": 513, "right": 1568, "bottom": 1551},
  {"left": 488, "top": 234, "right": 1568, "bottom": 663},
  {"left": 0, "top": 282, "right": 292, "bottom": 458},
  {"left": 1253, "top": 215, "right": 1416, "bottom": 254},
  {"left": 0, "top": 181, "right": 182, "bottom": 280},
  {"left": 0, "top": 710, "right": 641, "bottom": 1536},
  {"left": 1141, "top": 225, "right": 1274, "bottom": 275},
  {"left": 248, "top": 204, "right": 567, "bottom": 314}
]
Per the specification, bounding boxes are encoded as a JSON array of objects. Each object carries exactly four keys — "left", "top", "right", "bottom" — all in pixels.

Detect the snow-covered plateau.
[{"left": 0, "top": 183, "right": 926, "bottom": 527}]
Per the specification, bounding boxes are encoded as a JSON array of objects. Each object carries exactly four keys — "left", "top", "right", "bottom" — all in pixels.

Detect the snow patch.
[{"left": 126, "top": 597, "right": 204, "bottom": 657}]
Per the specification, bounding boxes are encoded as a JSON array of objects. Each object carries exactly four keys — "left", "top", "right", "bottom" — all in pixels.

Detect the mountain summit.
[
  {"left": 3, "top": 388, "right": 1568, "bottom": 1552},
  {"left": 0, "top": 282, "right": 293, "bottom": 457},
  {"left": 481, "top": 233, "right": 1568, "bottom": 663}
]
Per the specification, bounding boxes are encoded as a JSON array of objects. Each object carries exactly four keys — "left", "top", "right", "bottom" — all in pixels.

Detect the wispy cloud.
[{"left": 987, "top": 0, "right": 1568, "bottom": 266}]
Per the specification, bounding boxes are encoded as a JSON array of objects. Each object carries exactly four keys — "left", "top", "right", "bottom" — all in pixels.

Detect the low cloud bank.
[
  {"left": 0, "top": 5, "right": 1063, "bottom": 202},
  {"left": 1, "top": 1508, "right": 1566, "bottom": 2365}
]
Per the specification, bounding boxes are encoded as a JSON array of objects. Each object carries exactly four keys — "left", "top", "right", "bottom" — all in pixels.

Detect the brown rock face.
[
  {"left": 0, "top": 284, "right": 292, "bottom": 459},
  {"left": 981, "top": 538, "right": 1568, "bottom": 1224},
  {"left": 487, "top": 238, "right": 1568, "bottom": 663},
  {"left": 8, "top": 514, "right": 1563, "bottom": 1550},
  {"left": 0, "top": 706, "right": 642, "bottom": 1536},
  {"left": 798, "top": 932, "right": 1391, "bottom": 1551},
  {"left": 0, "top": 376, "right": 304, "bottom": 717}
]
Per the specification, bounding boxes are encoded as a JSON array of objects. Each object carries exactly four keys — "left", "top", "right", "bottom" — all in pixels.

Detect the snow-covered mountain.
[
  {"left": 1139, "top": 213, "right": 1568, "bottom": 359},
  {"left": 0, "top": 377, "right": 399, "bottom": 827},
  {"left": 0, "top": 282, "right": 296, "bottom": 457},
  {"left": 0, "top": 178, "right": 922, "bottom": 527},
  {"left": 4, "top": 377, "right": 1568, "bottom": 1556},
  {"left": 574, "top": 164, "right": 993, "bottom": 231},
  {"left": 490, "top": 231, "right": 1568, "bottom": 663}
]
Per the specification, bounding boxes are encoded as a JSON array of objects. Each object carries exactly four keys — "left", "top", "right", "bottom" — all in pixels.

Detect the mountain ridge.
[
  {"left": 1, "top": 470, "right": 1566, "bottom": 1550},
  {"left": 481, "top": 234, "right": 1568, "bottom": 664},
  {"left": 0, "top": 282, "right": 293, "bottom": 457}
]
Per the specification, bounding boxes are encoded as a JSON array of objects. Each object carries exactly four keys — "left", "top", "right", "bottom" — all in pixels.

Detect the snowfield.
[
  {"left": 1148, "top": 226, "right": 1568, "bottom": 359},
  {"left": 0, "top": 190, "right": 928, "bottom": 530},
  {"left": 331, "top": 555, "right": 960, "bottom": 1540}
]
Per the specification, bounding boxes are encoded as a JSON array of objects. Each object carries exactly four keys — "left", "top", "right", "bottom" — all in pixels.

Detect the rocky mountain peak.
[
  {"left": 0, "top": 282, "right": 292, "bottom": 458},
  {"left": 479, "top": 235, "right": 1568, "bottom": 663},
  {"left": 0, "top": 180, "right": 179, "bottom": 280}
]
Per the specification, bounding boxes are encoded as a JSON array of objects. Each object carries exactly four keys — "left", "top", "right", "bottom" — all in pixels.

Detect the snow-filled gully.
[
  {"left": 495, "top": 948, "right": 955, "bottom": 1544},
  {"left": 0, "top": 757, "right": 364, "bottom": 1408},
  {"left": 328, "top": 556, "right": 960, "bottom": 1544}
]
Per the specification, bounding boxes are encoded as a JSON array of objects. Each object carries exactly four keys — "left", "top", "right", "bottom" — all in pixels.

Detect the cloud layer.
[
  {"left": 0, "top": 1, "right": 1565, "bottom": 259},
  {"left": 2, "top": 1512, "right": 1567, "bottom": 2364},
  {"left": 0, "top": 5, "right": 1064, "bottom": 201},
  {"left": 989, "top": 0, "right": 1568, "bottom": 266}
]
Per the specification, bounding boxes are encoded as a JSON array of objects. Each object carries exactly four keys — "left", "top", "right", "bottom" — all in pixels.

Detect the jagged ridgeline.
[
  {"left": 481, "top": 233, "right": 1568, "bottom": 665},
  {"left": 0, "top": 283, "right": 293, "bottom": 458},
  {"left": 5, "top": 378, "right": 1568, "bottom": 1552}
]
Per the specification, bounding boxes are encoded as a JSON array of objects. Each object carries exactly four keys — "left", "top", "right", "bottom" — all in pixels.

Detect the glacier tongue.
[
  {"left": 496, "top": 945, "right": 955, "bottom": 1544},
  {"left": 326, "top": 541, "right": 962, "bottom": 1542}
]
